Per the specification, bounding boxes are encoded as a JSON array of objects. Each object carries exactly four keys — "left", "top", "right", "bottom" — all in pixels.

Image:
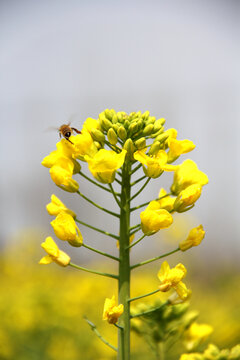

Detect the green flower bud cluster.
[
  {"left": 182, "top": 344, "right": 240, "bottom": 360},
  {"left": 97, "top": 109, "right": 168, "bottom": 154},
  {"left": 131, "top": 300, "right": 192, "bottom": 345}
]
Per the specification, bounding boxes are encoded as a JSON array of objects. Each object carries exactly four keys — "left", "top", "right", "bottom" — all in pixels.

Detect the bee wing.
[{"left": 44, "top": 126, "right": 59, "bottom": 132}]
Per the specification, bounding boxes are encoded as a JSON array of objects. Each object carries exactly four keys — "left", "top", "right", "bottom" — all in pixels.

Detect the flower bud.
[
  {"left": 94, "top": 141, "right": 102, "bottom": 150},
  {"left": 128, "top": 122, "right": 139, "bottom": 135},
  {"left": 142, "top": 110, "right": 150, "bottom": 120},
  {"left": 123, "top": 138, "right": 134, "bottom": 157},
  {"left": 124, "top": 119, "right": 130, "bottom": 129},
  {"left": 117, "top": 112, "right": 123, "bottom": 122},
  {"left": 148, "top": 141, "right": 161, "bottom": 155},
  {"left": 153, "top": 119, "right": 165, "bottom": 132},
  {"left": 142, "top": 124, "right": 154, "bottom": 136},
  {"left": 155, "top": 133, "right": 169, "bottom": 144},
  {"left": 102, "top": 118, "right": 112, "bottom": 131},
  {"left": 117, "top": 126, "right": 127, "bottom": 140},
  {"left": 112, "top": 114, "right": 118, "bottom": 123},
  {"left": 134, "top": 137, "right": 146, "bottom": 150},
  {"left": 91, "top": 128, "right": 105, "bottom": 142},
  {"left": 146, "top": 116, "right": 156, "bottom": 125},
  {"left": 104, "top": 109, "right": 115, "bottom": 120},
  {"left": 107, "top": 128, "right": 118, "bottom": 145}
]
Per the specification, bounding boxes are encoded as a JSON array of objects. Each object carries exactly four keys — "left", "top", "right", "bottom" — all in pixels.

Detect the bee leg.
[
  {"left": 71, "top": 127, "right": 81, "bottom": 134},
  {"left": 66, "top": 138, "right": 74, "bottom": 145}
]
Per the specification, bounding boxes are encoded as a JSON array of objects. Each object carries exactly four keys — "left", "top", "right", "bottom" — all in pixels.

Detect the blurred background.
[{"left": 0, "top": 0, "right": 239, "bottom": 359}]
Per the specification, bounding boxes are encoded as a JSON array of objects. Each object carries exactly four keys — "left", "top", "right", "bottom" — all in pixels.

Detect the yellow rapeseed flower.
[
  {"left": 85, "top": 149, "right": 127, "bottom": 184},
  {"left": 174, "top": 184, "right": 202, "bottom": 212},
  {"left": 39, "top": 236, "right": 71, "bottom": 267},
  {"left": 133, "top": 149, "right": 177, "bottom": 178},
  {"left": 179, "top": 225, "right": 205, "bottom": 251},
  {"left": 49, "top": 158, "right": 79, "bottom": 192},
  {"left": 46, "top": 194, "right": 76, "bottom": 218},
  {"left": 158, "top": 188, "right": 176, "bottom": 212},
  {"left": 168, "top": 138, "right": 195, "bottom": 163},
  {"left": 183, "top": 322, "right": 213, "bottom": 351},
  {"left": 102, "top": 295, "right": 124, "bottom": 324},
  {"left": 70, "top": 132, "right": 99, "bottom": 161},
  {"left": 51, "top": 212, "right": 83, "bottom": 247},
  {"left": 171, "top": 159, "right": 208, "bottom": 195},
  {"left": 140, "top": 201, "right": 173, "bottom": 235},
  {"left": 179, "top": 354, "right": 203, "bottom": 360},
  {"left": 157, "top": 261, "right": 191, "bottom": 300}
]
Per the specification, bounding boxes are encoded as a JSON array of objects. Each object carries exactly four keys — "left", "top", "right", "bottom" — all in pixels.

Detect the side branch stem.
[
  {"left": 128, "top": 289, "right": 160, "bottom": 302},
  {"left": 75, "top": 218, "right": 119, "bottom": 240},
  {"left": 82, "top": 243, "right": 120, "bottom": 261},
  {"left": 84, "top": 317, "right": 117, "bottom": 352},
  {"left": 69, "top": 262, "right": 118, "bottom": 279},
  {"left": 77, "top": 190, "right": 119, "bottom": 218},
  {"left": 131, "top": 248, "right": 180, "bottom": 270},
  {"left": 129, "top": 178, "right": 151, "bottom": 202}
]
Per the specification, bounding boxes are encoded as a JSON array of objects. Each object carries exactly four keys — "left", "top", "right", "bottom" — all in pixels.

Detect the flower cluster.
[{"left": 41, "top": 109, "right": 210, "bottom": 359}]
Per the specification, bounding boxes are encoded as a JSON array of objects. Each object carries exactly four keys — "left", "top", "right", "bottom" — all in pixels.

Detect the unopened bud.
[
  {"left": 123, "top": 138, "right": 134, "bottom": 156},
  {"left": 152, "top": 127, "right": 164, "bottom": 138},
  {"left": 91, "top": 128, "right": 105, "bottom": 142},
  {"left": 117, "top": 112, "right": 124, "bottom": 122},
  {"left": 148, "top": 141, "right": 160, "bottom": 155},
  {"left": 124, "top": 120, "right": 130, "bottom": 129},
  {"left": 155, "top": 133, "right": 169, "bottom": 144},
  {"left": 135, "top": 137, "right": 146, "bottom": 150},
  {"left": 112, "top": 114, "right": 118, "bottom": 124},
  {"left": 142, "top": 110, "right": 149, "bottom": 120},
  {"left": 102, "top": 118, "right": 112, "bottom": 131},
  {"left": 117, "top": 126, "right": 127, "bottom": 140},
  {"left": 146, "top": 116, "right": 156, "bottom": 125},
  {"left": 142, "top": 124, "right": 154, "bottom": 136},
  {"left": 128, "top": 122, "right": 138, "bottom": 135},
  {"left": 153, "top": 119, "right": 164, "bottom": 132},
  {"left": 94, "top": 141, "right": 102, "bottom": 150},
  {"left": 107, "top": 128, "right": 118, "bottom": 145},
  {"left": 112, "top": 124, "right": 119, "bottom": 133},
  {"left": 104, "top": 109, "right": 114, "bottom": 120}
]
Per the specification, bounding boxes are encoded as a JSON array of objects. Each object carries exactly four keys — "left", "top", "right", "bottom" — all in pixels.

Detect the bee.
[{"left": 58, "top": 123, "right": 81, "bottom": 144}]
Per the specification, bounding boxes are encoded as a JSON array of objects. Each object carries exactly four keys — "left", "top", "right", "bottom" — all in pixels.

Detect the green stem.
[
  {"left": 109, "top": 184, "right": 122, "bottom": 208},
  {"left": 82, "top": 243, "right": 120, "bottom": 261},
  {"left": 79, "top": 171, "right": 119, "bottom": 194},
  {"left": 126, "top": 234, "right": 146, "bottom": 249},
  {"left": 115, "top": 177, "right": 122, "bottom": 185},
  {"left": 130, "top": 163, "right": 142, "bottom": 175},
  {"left": 75, "top": 218, "right": 119, "bottom": 240},
  {"left": 131, "top": 300, "right": 170, "bottom": 318},
  {"left": 76, "top": 190, "right": 119, "bottom": 218},
  {"left": 69, "top": 262, "right": 118, "bottom": 279},
  {"left": 130, "top": 175, "right": 146, "bottom": 186},
  {"left": 130, "top": 193, "right": 171, "bottom": 212},
  {"left": 118, "top": 159, "right": 131, "bottom": 360},
  {"left": 105, "top": 140, "right": 121, "bottom": 153},
  {"left": 129, "top": 224, "right": 141, "bottom": 231},
  {"left": 84, "top": 317, "right": 117, "bottom": 352},
  {"left": 129, "top": 177, "right": 151, "bottom": 202},
  {"left": 131, "top": 247, "right": 180, "bottom": 270},
  {"left": 128, "top": 288, "right": 160, "bottom": 302}
]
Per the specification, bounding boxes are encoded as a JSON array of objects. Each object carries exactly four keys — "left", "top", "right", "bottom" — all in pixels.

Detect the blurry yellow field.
[{"left": 0, "top": 233, "right": 239, "bottom": 360}]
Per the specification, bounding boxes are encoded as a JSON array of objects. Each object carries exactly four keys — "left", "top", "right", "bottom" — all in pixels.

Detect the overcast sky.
[{"left": 0, "top": 0, "right": 239, "bottom": 263}]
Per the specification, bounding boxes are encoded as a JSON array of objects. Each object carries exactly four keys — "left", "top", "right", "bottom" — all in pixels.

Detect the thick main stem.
[{"left": 118, "top": 159, "right": 131, "bottom": 360}]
